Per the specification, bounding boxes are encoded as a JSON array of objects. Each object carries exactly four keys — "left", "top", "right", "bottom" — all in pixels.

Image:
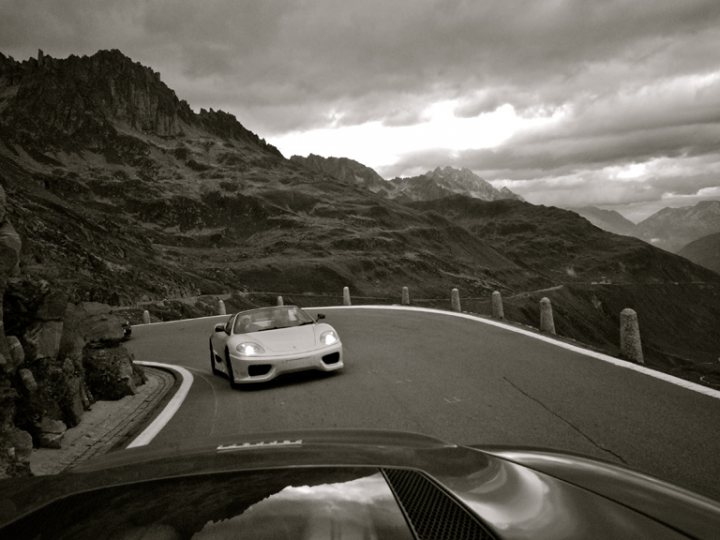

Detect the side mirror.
[
  {"left": 214, "top": 323, "right": 225, "bottom": 333},
  {"left": 316, "top": 313, "right": 326, "bottom": 320}
]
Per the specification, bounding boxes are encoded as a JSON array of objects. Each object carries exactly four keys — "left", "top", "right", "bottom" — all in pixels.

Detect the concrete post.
[
  {"left": 451, "top": 288, "right": 461, "bottom": 312},
  {"left": 142, "top": 310, "right": 151, "bottom": 324},
  {"left": 277, "top": 295, "right": 284, "bottom": 306},
  {"left": 491, "top": 291, "right": 504, "bottom": 319},
  {"left": 539, "top": 297, "right": 555, "bottom": 334},
  {"left": 401, "top": 286, "right": 410, "bottom": 305},
  {"left": 620, "top": 308, "right": 644, "bottom": 364},
  {"left": 343, "top": 286, "right": 351, "bottom": 306},
  {"left": 217, "top": 299, "right": 226, "bottom": 315}
]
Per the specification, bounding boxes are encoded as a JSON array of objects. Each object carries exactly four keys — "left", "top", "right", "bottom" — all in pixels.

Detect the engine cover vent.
[{"left": 383, "top": 468, "right": 496, "bottom": 540}]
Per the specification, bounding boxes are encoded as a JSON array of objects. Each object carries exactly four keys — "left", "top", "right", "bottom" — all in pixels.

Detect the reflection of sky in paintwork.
[{"left": 193, "top": 473, "right": 412, "bottom": 539}]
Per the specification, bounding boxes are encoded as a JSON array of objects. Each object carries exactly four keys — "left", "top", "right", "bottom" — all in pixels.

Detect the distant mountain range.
[
  {"left": 570, "top": 206, "right": 638, "bottom": 237},
  {"left": 678, "top": 232, "right": 720, "bottom": 275},
  {"left": 571, "top": 200, "right": 720, "bottom": 253},
  {"left": 291, "top": 155, "right": 522, "bottom": 203},
  {"left": 636, "top": 200, "right": 720, "bottom": 252},
  {"left": 2, "top": 49, "right": 720, "bottom": 377}
]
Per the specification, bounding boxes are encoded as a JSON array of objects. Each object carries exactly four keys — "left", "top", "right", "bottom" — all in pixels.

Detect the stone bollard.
[
  {"left": 451, "top": 288, "right": 461, "bottom": 312},
  {"left": 343, "top": 286, "right": 351, "bottom": 306},
  {"left": 539, "top": 297, "right": 556, "bottom": 334},
  {"left": 491, "top": 291, "right": 504, "bottom": 319},
  {"left": 620, "top": 308, "right": 644, "bottom": 364},
  {"left": 217, "top": 299, "right": 226, "bottom": 315},
  {"left": 277, "top": 295, "right": 284, "bottom": 306},
  {"left": 142, "top": 310, "right": 151, "bottom": 324},
  {"left": 401, "top": 286, "right": 410, "bottom": 305}
]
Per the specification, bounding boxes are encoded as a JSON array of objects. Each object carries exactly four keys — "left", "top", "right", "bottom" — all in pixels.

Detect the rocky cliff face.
[
  {"left": 0, "top": 49, "right": 280, "bottom": 157},
  {"left": 0, "top": 183, "right": 145, "bottom": 477},
  {"left": 0, "top": 183, "right": 27, "bottom": 476}
]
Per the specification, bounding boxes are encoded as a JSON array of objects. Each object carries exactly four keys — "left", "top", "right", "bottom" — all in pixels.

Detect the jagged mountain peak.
[
  {"left": 391, "top": 165, "right": 523, "bottom": 202},
  {"left": 0, "top": 48, "right": 280, "bottom": 156}
]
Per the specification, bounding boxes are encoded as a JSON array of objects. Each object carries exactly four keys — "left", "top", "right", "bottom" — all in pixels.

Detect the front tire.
[
  {"left": 210, "top": 340, "right": 221, "bottom": 376},
  {"left": 226, "top": 348, "right": 240, "bottom": 389}
]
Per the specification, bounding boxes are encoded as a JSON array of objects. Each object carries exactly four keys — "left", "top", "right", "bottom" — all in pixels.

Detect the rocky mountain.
[
  {"left": 0, "top": 49, "right": 529, "bottom": 303},
  {"left": 678, "top": 232, "right": 720, "bottom": 275},
  {"left": 290, "top": 154, "right": 390, "bottom": 194},
  {"left": 292, "top": 155, "right": 523, "bottom": 203},
  {"left": 635, "top": 200, "right": 720, "bottom": 252},
  {"left": 570, "top": 206, "right": 638, "bottom": 237},
  {"left": 1, "top": 49, "right": 720, "bottom": 387},
  {"left": 389, "top": 166, "right": 523, "bottom": 203}
]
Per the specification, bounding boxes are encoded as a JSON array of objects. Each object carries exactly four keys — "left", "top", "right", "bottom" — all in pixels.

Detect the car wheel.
[
  {"left": 209, "top": 340, "right": 221, "bottom": 376},
  {"left": 225, "top": 348, "right": 240, "bottom": 389}
]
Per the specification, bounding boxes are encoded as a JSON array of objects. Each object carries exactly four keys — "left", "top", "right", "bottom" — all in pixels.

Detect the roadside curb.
[{"left": 29, "top": 367, "right": 177, "bottom": 475}]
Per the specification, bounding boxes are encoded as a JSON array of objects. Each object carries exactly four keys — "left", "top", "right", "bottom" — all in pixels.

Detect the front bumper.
[{"left": 228, "top": 342, "right": 343, "bottom": 383}]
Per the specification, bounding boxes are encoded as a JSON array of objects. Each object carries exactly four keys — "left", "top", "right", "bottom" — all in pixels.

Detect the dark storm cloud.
[
  {"left": 4, "top": 0, "right": 719, "bottom": 131},
  {"left": 1, "top": 0, "right": 720, "bottom": 216}
]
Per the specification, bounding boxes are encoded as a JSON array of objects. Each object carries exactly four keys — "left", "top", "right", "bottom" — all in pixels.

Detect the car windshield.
[{"left": 234, "top": 306, "right": 315, "bottom": 333}]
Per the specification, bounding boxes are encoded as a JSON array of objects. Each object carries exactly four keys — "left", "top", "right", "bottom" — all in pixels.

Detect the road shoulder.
[{"left": 30, "top": 367, "right": 176, "bottom": 475}]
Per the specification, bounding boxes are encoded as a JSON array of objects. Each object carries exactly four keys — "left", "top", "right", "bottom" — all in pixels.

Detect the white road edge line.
[
  {"left": 317, "top": 305, "right": 720, "bottom": 401},
  {"left": 126, "top": 361, "right": 194, "bottom": 448}
]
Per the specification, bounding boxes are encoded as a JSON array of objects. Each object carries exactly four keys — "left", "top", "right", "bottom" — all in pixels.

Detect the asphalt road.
[{"left": 126, "top": 306, "right": 720, "bottom": 500}]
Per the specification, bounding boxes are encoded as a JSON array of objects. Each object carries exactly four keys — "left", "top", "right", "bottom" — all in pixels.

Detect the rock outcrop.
[
  {"left": 0, "top": 184, "right": 146, "bottom": 477},
  {"left": 0, "top": 183, "right": 29, "bottom": 477},
  {"left": 389, "top": 166, "right": 524, "bottom": 202}
]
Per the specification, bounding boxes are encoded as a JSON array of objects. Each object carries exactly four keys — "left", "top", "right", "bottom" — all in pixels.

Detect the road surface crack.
[{"left": 503, "top": 377, "right": 627, "bottom": 465}]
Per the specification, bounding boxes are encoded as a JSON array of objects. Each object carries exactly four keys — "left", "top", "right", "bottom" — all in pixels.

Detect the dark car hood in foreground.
[{"left": 1, "top": 429, "right": 718, "bottom": 539}]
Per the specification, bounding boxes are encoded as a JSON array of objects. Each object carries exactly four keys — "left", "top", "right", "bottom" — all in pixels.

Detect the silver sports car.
[{"left": 209, "top": 305, "right": 343, "bottom": 386}]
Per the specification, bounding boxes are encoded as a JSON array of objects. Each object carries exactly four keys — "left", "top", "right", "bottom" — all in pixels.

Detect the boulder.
[
  {"left": 83, "top": 344, "right": 145, "bottom": 400},
  {"left": 35, "top": 416, "right": 67, "bottom": 449},
  {"left": 83, "top": 313, "right": 127, "bottom": 346},
  {"left": 23, "top": 320, "right": 64, "bottom": 361},
  {"left": 7, "top": 336, "right": 24, "bottom": 368},
  {"left": 36, "top": 290, "right": 70, "bottom": 321},
  {"left": 0, "top": 218, "right": 22, "bottom": 277},
  {"left": 9, "top": 429, "right": 33, "bottom": 463},
  {"left": 18, "top": 368, "right": 37, "bottom": 393}
]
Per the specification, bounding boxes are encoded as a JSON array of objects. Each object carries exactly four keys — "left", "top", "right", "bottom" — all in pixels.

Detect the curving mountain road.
[{"left": 125, "top": 306, "right": 720, "bottom": 500}]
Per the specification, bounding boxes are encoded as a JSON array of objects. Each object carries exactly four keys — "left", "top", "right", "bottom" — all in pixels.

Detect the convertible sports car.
[
  {"left": 1, "top": 429, "right": 719, "bottom": 539},
  {"left": 209, "top": 305, "right": 343, "bottom": 386}
]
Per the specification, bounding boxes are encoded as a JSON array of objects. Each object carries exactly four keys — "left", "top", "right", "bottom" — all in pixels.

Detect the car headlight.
[
  {"left": 236, "top": 342, "right": 265, "bottom": 356},
  {"left": 320, "top": 330, "right": 338, "bottom": 346}
]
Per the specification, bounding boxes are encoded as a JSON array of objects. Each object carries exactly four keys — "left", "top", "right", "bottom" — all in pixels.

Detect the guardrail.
[{"left": 139, "top": 285, "right": 645, "bottom": 365}]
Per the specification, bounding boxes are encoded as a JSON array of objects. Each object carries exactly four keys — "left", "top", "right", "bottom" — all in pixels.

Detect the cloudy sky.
[{"left": 2, "top": 0, "right": 720, "bottom": 221}]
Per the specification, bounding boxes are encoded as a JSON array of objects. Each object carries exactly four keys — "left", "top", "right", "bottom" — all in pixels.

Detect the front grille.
[
  {"left": 248, "top": 364, "right": 272, "bottom": 377},
  {"left": 322, "top": 352, "right": 340, "bottom": 364},
  {"left": 383, "top": 468, "right": 496, "bottom": 540}
]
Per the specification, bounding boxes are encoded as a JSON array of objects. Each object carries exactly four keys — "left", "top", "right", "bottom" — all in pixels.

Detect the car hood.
[
  {"left": 241, "top": 324, "right": 319, "bottom": 353},
  {"left": 1, "top": 429, "right": 718, "bottom": 539}
]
